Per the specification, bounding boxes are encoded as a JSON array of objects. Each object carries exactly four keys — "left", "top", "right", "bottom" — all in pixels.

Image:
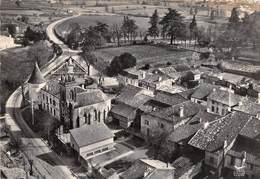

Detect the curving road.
[{"left": 5, "top": 15, "right": 82, "bottom": 179}]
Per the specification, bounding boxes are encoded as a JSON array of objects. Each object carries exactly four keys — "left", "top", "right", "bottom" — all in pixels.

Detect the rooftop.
[
  {"left": 191, "top": 83, "right": 219, "bottom": 100},
  {"left": 207, "top": 88, "right": 241, "bottom": 106},
  {"left": 188, "top": 112, "right": 252, "bottom": 152},
  {"left": 168, "top": 111, "right": 220, "bottom": 143},
  {"left": 75, "top": 89, "right": 109, "bottom": 108},
  {"left": 148, "top": 101, "right": 205, "bottom": 124},
  {"left": 28, "top": 62, "right": 45, "bottom": 84},
  {"left": 141, "top": 73, "right": 169, "bottom": 84},
  {"left": 154, "top": 91, "right": 187, "bottom": 106},
  {"left": 70, "top": 123, "right": 114, "bottom": 148},
  {"left": 233, "top": 97, "right": 260, "bottom": 116}
]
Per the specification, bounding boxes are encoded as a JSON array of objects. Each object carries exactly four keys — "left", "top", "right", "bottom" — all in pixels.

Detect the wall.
[
  {"left": 207, "top": 98, "right": 229, "bottom": 116},
  {"left": 205, "top": 151, "right": 223, "bottom": 169},
  {"left": 191, "top": 97, "right": 207, "bottom": 106},
  {"left": 72, "top": 99, "right": 111, "bottom": 128},
  {"left": 39, "top": 90, "right": 60, "bottom": 119},
  {"left": 140, "top": 114, "right": 172, "bottom": 138},
  {"left": 80, "top": 138, "right": 114, "bottom": 160}
]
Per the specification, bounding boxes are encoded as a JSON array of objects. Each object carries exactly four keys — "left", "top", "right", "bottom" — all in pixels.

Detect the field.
[
  {"left": 94, "top": 45, "right": 193, "bottom": 66},
  {"left": 54, "top": 14, "right": 150, "bottom": 37}
]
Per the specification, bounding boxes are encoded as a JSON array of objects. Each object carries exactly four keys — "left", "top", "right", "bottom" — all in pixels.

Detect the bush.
[{"left": 107, "top": 52, "right": 137, "bottom": 76}]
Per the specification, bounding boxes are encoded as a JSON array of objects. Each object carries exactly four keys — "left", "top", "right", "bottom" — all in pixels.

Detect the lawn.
[
  {"left": 0, "top": 41, "right": 53, "bottom": 114},
  {"left": 54, "top": 14, "right": 150, "bottom": 38},
  {"left": 94, "top": 45, "right": 193, "bottom": 66}
]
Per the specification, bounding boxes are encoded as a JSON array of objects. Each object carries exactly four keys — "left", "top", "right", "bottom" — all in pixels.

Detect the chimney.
[
  {"left": 179, "top": 106, "right": 184, "bottom": 117},
  {"left": 142, "top": 71, "right": 146, "bottom": 79},
  {"left": 228, "top": 85, "right": 232, "bottom": 107},
  {"left": 203, "top": 121, "right": 209, "bottom": 129}
]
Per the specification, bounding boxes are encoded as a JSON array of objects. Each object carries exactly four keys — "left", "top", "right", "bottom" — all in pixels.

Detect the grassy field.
[
  {"left": 94, "top": 45, "right": 193, "bottom": 66},
  {"left": 0, "top": 41, "right": 53, "bottom": 114},
  {"left": 54, "top": 14, "right": 150, "bottom": 37}
]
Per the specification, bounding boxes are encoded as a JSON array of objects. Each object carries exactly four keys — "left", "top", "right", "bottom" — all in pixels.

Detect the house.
[
  {"left": 141, "top": 101, "right": 204, "bottom": 139},
  {"left": 118, "top": 67, "right": 145, "bottom": 87},
  {"left": 111, "top": 85, "right": 152, "bottom": 129},
  {"left": 224, "top": 118, "right": 260, "bottom": 178},
  {"left": 0, "top": 35, "right": 15, "bottom": 49},
  {"left": 233, "top": 97, "right": 260, "bottom": 119},
  {"left": 172, "top": 156, "right": 202, "bottom": 179},
  {"left": 120, "top": 159, "right": 175, "bottom": 179},
  {"left": 167, "top": 110, "right": 220, "bottom": 151},
  {"left": 39, "top": 80, "right": 60, "bottom": 119},
  {"left": 139, "top": 73, "right": 173, "bottom": 92},
  {"left": 191, "top": 83, "right": 219, "bottom": 106},
  {"left": 207, "top": 87, "right": 241, "bottom": 116},
  {"left": 188, "top": 111, "right": 253, "bottom": 177},
  {"left": 70, "top": 123, "right": 114, "bottom": 161}
]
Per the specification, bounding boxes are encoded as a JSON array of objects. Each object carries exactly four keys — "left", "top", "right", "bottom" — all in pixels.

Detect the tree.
[
  {"left": 21, "top": 15, "right": 29, "bottom": 24},
  {"left": 93, "top": 22, "right": 111, "bottom": 42},
  {"left": 148, "top": 9, "right": 159, "bottom": 39},
  {"left": 82, "top": 27, "right": 105, "bottom": 52},
  {"left": 111, "top": 23, "right": 122, "bottom": 47},
  {"left": 121, "top": 16, "right": 138, "bottom": 42},
  {"left": 6, "top": 24, "right": 17, "bottom": 37},
  {"left": 159, "top": 8, "right": 186, "bottom": 45},
  {"left": 210, "top": 9, "right": 215, "bottom": 20},
  {"left": 15, "top": 0, "right": 22, "bottom": 7},
  {"left": 189, "top": 15, "right": 198, "bottom": 43},
  {"left": 107, "top": 52, "right": 136, "bottom": 76},
  {"left": 229, "top": 7, "right": 240, "bottom": 28}
]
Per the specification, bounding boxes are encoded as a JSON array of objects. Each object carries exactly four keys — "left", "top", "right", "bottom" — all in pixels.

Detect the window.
[
  {"left": 145, "top": 120, "right": 149, "bottom": 125},
  {"left": 212, "top": 101, "right": 215, "bottom": 105},
  {"left": 94, "top": 150, "right": 101, "bottom": 154},
  {"left": 46, "top": 96, "right": 48, "bottom": 103},
  {"left": 211, "top": 106, "right": 215, "bottom": 112},
  {"left": 43, "top": 94, "right": 45, "bottom": 100},
  {"left": 102, "top": 147, "right": 108, "bottom": 152},
  {"left": 160, "top": 123, "right": 164, "bottom": 129},
  {"left": 222, "top": 109, "right": 225, "bottom": 115},
  {"left": 86, "top": 152, "right": 93, "bottom": 157},
  {"left": 54, "top": 109, "right": 56, "bottom": 116},
  {"left": 216, "top": 107, "right": 219, "bottom": 114},
  {"left": 53, "top": 100, "right": 56, "bottom": 106}
]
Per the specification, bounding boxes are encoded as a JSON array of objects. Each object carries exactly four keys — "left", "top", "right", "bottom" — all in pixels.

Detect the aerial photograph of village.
[{"left": 1, "top": 0, "right": 260, "bottom": 178}]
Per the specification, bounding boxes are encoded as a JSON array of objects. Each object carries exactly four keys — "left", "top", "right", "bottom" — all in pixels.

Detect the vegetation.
[
  {"left": 159, "top": 8, "right": 185, "bottom": 44},
  {"left": 107, "top": 52, "right": 137, "bottom": 76},
  {"left": 148, "top": 9, "right": 159, "bottom": 39},
  {"left": 121, "top": 16, "right": 138, "bottom": 42}
]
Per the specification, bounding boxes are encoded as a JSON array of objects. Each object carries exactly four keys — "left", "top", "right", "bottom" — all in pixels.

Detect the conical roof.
[{"left": 28, "top": 62, "right": 45, "bottom": 84}]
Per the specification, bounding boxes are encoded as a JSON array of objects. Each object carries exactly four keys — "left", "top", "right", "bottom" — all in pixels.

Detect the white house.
[{"left": 70, "top": 123, "right": 114, "bottom": 161}]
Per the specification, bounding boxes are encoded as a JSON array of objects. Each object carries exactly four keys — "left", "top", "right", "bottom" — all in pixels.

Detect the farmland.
[
  {"left": 54, "top": 14, "right": 150, "bottom": 37},
  {"left": 93, "top": 45, "right": 193, "bottom": 66}
]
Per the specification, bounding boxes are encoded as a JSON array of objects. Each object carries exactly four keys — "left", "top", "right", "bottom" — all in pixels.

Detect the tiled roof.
[
  {"left": 116, "top": 85, "right": 143, "bottom": 103},
  {"left": 227, "top": 137, "right": 260, "bottom": 166},
  {"left": 120, "top": 159, "right": 174, "bottom": 179},
  {"left": 178, "top": 88, "right": 197, "bottom": 99},
  {"left": 149, "top": 101, "right": 205, "bottom": 124},
  {"left": 188, "top": 112, "right": 252, "bottom": 152},
  {"left": 110, "top": 104, "right": 136, "bottom": 119},
  {"left": 28, "top": 62, "right": 45, "bottom": 84},
  {"left": 120, "top": 67, "right": 143, "bottom": 79},
  {"left": 158, "top": 85, "right": 186, "bottom": 94},
  {"left": 141, "top": 73, "right": 169, "bottom": 84},
  {"left": 191, "top": 83, "right": 219, "bottom": 100},
  {"left": 42, "top": 80, "right": 60, "bottom": 96},
  {"left": 207, "top": 88, "right": 241, "bottom": 106},
  {"left": 172, "top": 156, "right": 201, "bottom": 179},
  {"left": 168, "top": 111, "right": 220, "bottom": 143},
  {"left": 173, "top": 64, "right": 190, "bottom": 72},
  {"left": 154, "top": 91, "right": 187, "bottom": 106},
  {"left": 116, "top": 85, "right": 152, "bottom": 108},
  {"left": 70, "top": 123, "right": 114, "bottom": 147},
  {"left": 239, "top": 117, "right": 260, "bottom": 140},
  {"left": 139, "top": 99, "right": 171, "bottom": 113},
  {"left": 233, "top": 97, "right": 260, "bottom": 116},
  {"left": 157, "top": 66, "right": 177, "bottom": 75},
  {"left": 219, "top": 72, "right": 245, "bottom": 85},
  {"left": 75, "top": 89, "right": 109, "bottom": 108}
]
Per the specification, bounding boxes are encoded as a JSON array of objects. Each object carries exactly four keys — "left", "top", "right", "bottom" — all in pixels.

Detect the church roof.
[{"left": 28, "top": 62, "right": 45, "bottom": 84}]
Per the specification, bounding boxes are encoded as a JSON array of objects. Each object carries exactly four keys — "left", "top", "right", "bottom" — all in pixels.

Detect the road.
[{"left": 5, "top": 15, "right": 81, "bottom": 179}]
